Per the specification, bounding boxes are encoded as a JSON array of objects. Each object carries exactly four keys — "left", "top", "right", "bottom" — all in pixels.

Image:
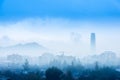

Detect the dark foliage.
[
  {"left": 45, "top": 67, "right": 63, "bottom": 80},
  {"left": 0, "top": 65, "right": 120, "bottom": 80},
  {"left": 62, "top": 70, "right": 74, "bottom": 80},
  {"left": 78, "top": 67, "right": 120, "bottom": 80}
]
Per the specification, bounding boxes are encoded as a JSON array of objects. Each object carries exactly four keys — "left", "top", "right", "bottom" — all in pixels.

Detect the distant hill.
[{"left": 0, "top": 42, "right": 48, "bottom": 56}]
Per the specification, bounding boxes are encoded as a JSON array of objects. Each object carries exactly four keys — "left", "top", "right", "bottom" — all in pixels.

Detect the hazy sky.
[{"left": 0, "top": 0, "right": 120, "bottom": 57}]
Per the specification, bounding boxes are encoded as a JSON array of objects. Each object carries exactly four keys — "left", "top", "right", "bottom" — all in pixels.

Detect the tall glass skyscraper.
[{"left": 90, "top": 33, "right": 96, "bottom": 53}]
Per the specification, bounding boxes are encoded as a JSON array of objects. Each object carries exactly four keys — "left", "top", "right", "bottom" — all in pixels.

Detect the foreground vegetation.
[{"left": 0, "top": 64, "right": 120, "bottom": 80}]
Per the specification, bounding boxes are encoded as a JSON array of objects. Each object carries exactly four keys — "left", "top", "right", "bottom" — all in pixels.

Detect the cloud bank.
[{"left": 0, "top": 18, "right": 120, "bottom": 57}]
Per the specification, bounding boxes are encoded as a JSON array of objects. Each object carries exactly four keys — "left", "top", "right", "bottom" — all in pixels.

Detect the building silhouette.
[{"left": 90, "top": 33, "right": 96, "bottom": 53}]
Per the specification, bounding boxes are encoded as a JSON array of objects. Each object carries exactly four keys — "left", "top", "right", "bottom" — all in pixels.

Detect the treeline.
[{"left": 0, "top": 65, "right": 120, "bottom": 80}]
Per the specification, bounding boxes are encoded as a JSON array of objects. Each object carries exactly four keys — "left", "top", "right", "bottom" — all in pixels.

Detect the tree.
[
  {"left": 23, "top": 59, "right": 29, "bottom": 74},
  {"left": 95, "top": 61, "right": 99, "bottom": 70},
  {"left": 45, "top": 67, "right": 63, "bottom": 80},
  {"left": 63, "top": 70, "right": 74, "bottom": 80}
]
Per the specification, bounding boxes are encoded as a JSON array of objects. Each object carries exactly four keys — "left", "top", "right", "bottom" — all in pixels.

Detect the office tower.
[{"left": 90, "top": 33, "right": 96, "bottom": 53}]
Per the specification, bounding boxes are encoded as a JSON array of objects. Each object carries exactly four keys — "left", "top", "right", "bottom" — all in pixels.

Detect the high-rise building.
[{"left": 90, "top": 33, "right": 96, "bottom": 53}]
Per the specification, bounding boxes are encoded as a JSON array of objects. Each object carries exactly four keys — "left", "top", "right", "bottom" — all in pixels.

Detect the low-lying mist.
[{"left": 0, "top": 51, "right": 119, "bottom": 70}]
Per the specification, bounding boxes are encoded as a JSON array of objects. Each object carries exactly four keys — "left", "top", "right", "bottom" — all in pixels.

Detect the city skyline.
[{"left": 0, "top": 0, "right": 120, "bottom": 80}]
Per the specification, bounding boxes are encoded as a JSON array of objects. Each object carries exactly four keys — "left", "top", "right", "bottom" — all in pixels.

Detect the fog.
[{"left": 0, "top": 18, "right": 120, "bottom": 57}]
